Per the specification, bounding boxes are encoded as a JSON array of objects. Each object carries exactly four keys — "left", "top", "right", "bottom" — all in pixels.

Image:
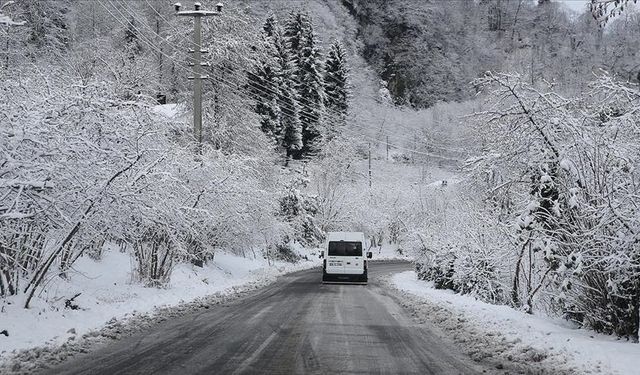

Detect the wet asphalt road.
[{"left": 48, "top": 261, "right": 486, "bottom": 375}]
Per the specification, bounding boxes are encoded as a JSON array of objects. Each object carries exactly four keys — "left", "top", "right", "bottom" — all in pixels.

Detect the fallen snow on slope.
[
  {"left": 151, "top": 103, "right": 181, "bottom": 119},
  {"left": 0, "top": 249, "right": 317, "bottom": 364},
  {"left": 392, "top": 271, "right": 640, "bottom": 375}
]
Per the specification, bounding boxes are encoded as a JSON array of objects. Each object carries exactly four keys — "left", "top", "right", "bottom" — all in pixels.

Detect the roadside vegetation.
[{"left": 2, "top": 0, "right": 640, "bottom": 346}]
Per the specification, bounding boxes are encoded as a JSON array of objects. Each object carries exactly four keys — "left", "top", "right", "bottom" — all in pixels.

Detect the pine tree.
[
  {"left": 272, "top": 23, "right": 303, "bottom": 161},
  {"left": 284, "top": 11, "right": 305, "bottom": 66},
  {"left": 248, "top": 35, "right": 282, "bottom": 145},
  {"left": 124, "top": 17, "right": 143, "bottom": 59},
  {"left": 285, "top": 12, "right": 324, "bottom": 159},
  {"left": 251, "top": 16, "right": 302, "bottom": 163},
  {"left": 280, "top": 83, "right": 304, "bottom": 162},
  {"left": 263, "top": 15, "right": 277, "bottom": 38},
  {"left": 323, "top": 40, "right": 350, "bottom": 136},
  {"left": 21, "top": 0, "right": 70, "bottom": 51}
]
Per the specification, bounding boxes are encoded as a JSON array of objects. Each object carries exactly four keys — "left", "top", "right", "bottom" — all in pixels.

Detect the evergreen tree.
[
  {"left": 272, "top": 23, "right": 303, "bottom": 161},
  {"left": 284, "top": 11, "right": 305, "bottom": 66},
  {"left": 21, "top": 0, "right": 70, "bottom": 51},
  {"left": 124, "top": 17, "right": 144, "bottom": 59},
  {"left": 279, "top": 83, "right": 304, "bottom": 162},
  {"left": 247, "top": 23, "right": 281, "bottom": 145},
  {"left": 251, "top": 16, "right": 302, "bottom": 162},
  {"left": 248, "top": 36, "right": 282, "bottom": 145},
  {"left": 285, "top": 12, "right": 324, "bottom": 159},
  {"left": 263, "top": 15, "right": 277, "bottom": 38},
  {"left": 323, "top": 40, "right": 350, "bottom": 135}
]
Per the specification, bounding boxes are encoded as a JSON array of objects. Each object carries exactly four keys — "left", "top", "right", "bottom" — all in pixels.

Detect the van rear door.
[
  {"left": 326, "top": 253, "right": 344, "bottom": 274},
  {"left": 342, "top": 241, "right": 363, "bottom": 275},
  {"left": 327, "top": 241, "right": 363, "bottom": 275},
  {"left": 343, "top": 255, "right": 362, "bottom": 275}
]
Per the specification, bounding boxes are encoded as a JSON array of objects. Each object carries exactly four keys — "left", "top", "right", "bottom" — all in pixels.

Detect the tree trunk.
[
  {"left": 511, "top": 234, "right": 530, "bottom": 307},
  {"left": 633, "top": 281, "right": 640, "bottom": 343}
]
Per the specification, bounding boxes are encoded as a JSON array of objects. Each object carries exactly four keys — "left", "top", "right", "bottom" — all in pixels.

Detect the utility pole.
[
  {"left": 368, "top": 143, "right": 372, "bottom": 189},
  {"left": 175, "top": 2, "right": 222, "bottom": 146},
  {"left": 1, "top": 1, "right": 26, "bottom": 70}
]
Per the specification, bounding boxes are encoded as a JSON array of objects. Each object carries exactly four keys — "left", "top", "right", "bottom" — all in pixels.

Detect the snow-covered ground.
[
  {"left": 151, "top": 103, "right": 183, "bottom": 120},
  {"left": 0, "top": 248, "right": 318, "bottom": 365},
  {"left": 392, "top": 271, "right": 640, "bottom": 375},
  {"left": 369, "top": 243, "right": 411, "bottom": 261}
]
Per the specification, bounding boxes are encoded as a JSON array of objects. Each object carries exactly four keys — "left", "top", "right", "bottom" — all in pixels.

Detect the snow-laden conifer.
[
  {"left": 256, "top": 16, "right": 303, "bottom": 163},
  {"left": 248, "top": 31, "right": 282, "bottom": 146},
  {"left": 323, "top": 40, "right": 350, "bottom": 136},
  {"left": 285, "top": 11, "right": 324, "bottom": 158}
]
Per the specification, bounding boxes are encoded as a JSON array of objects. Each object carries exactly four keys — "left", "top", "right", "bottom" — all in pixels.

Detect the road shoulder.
[{"left": 385, "top": 271, "right": 593, "bottom": 375}]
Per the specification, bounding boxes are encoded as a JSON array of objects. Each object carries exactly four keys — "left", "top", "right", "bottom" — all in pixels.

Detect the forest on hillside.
[
  {"left": 345, "top": 0, "right": 640, "bottom": 107},
  {"left": 0, "top": 0, "right": 358, "bottom": 307}
]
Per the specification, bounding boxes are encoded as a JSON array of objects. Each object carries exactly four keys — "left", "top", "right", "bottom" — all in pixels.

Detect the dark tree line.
[{"left": 249, "top": 12, "right": 350, "bottom": 163}]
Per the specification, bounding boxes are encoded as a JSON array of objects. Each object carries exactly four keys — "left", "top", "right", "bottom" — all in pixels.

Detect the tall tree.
[
  {"left": 20, "top": 0, "right": 70, "bottom": 52},
  {"left": 590, "top": 0, "right": 635, "bottom": 25},
  {"left": 253, "top": 16, "right": 303, "bottom": 163},
  {"left": 323, "top": 40, "right": 350, "bottom": 135},
  {"left": 284, "top": 11, "right": 305, "bottom": 66},
  {"left": 285, "top": 11, "right": 325, "bottom": 158},
  {"left": 248, "top": 35, "right": 282, "bottom": 146},
  {"left": 273, "top": 20, "right": 303, "bottom": 162},
  {"left": 263, "top": 14, "right": 277, "bottom": 38}
]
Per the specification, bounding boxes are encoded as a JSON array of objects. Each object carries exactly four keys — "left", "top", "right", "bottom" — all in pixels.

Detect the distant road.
[{"left": 49, "top": 262, "right": 486, "bottom": 374}]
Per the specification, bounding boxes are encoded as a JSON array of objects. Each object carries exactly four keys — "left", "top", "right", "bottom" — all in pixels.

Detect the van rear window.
[{"left": 328, "top": 241, "right": 362, "bottom": 256}]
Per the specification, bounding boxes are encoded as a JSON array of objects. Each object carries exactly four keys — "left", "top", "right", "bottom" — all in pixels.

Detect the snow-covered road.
[
  {"left": 40, "top": 262, "right": 489, "bottom": 374},
  {"left": 8, "top": 262, "right": 617, "bottom": 374}
]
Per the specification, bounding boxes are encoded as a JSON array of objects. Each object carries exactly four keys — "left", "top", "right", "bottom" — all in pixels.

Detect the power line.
[
  {"left": 213, "top": 74, "right": 460, "bottom": 160},
  {"left": 98, "top": 0, "right": 462, "bottom": 160},
  {"left": 119, "top": 0, "right": 461, "bottom": 153}
]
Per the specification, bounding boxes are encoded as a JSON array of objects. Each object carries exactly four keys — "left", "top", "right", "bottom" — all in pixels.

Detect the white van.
[{"left": 321, "top": 232, "right": 372, "bottom": 283}]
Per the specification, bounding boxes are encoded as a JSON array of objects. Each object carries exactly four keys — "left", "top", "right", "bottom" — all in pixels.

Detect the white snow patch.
[
  {"left": 392, "top": 271, "right": 640, "bottom": 375},
  {"left": 151, "top": 103, "right": 181, "bottom": 119},
  {"left": 0, "top": 249, "right": 316, "bottom": 358},
  {"left": 369, "top": 243, "right": 411, "bottom": 261}
]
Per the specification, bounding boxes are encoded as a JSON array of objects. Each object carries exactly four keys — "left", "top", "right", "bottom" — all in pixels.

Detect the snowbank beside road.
[
  {"left": 392, "top": 271, "right": 640, "bottom": 375},
  {"left": 369, "top": 243, "right": 411, "bottom": 261},
  {"left": 0, "top": 249, "right": 317, "bottom": 363}
]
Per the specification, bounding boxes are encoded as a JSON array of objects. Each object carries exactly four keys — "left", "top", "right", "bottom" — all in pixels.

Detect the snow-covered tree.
[
  {"left": 285, "top": 11, "right": 325, "bottom": 158},
  {"left": 263, "top": 14, "right": 277, "bottom": 37},
  {"left": 323, "top": 40, "right": 350, "bottom": 135},
  {"left": 20, "top": 0, "right": 69, "bottom": 51},
  {"left": 467, "top": 71, "right": 640, "bottom": 341},
  {"left": 271, "top": 17, "right": 303, "bottom": 162},
  {"left": 248, "top": 35, "right": 282, "bottom": 146},
  {"left": 248, "top": 16, "right": 303, "bottom": 163},
  {"left": 590, "top": 0, "right": 635, "bottom": 25}
]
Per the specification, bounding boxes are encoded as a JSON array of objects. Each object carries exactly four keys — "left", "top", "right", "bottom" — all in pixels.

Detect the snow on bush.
[
  {"left": 413, "top": 72, "right": 640, "bottom": 342},
  {"left": 0, "top": 66, "right": 287, "bottom": 307}
]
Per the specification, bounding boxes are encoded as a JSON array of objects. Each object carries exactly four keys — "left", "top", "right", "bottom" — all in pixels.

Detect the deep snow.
[{"left": 392, "top": 271, "right": 640, "bottom": 375}]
